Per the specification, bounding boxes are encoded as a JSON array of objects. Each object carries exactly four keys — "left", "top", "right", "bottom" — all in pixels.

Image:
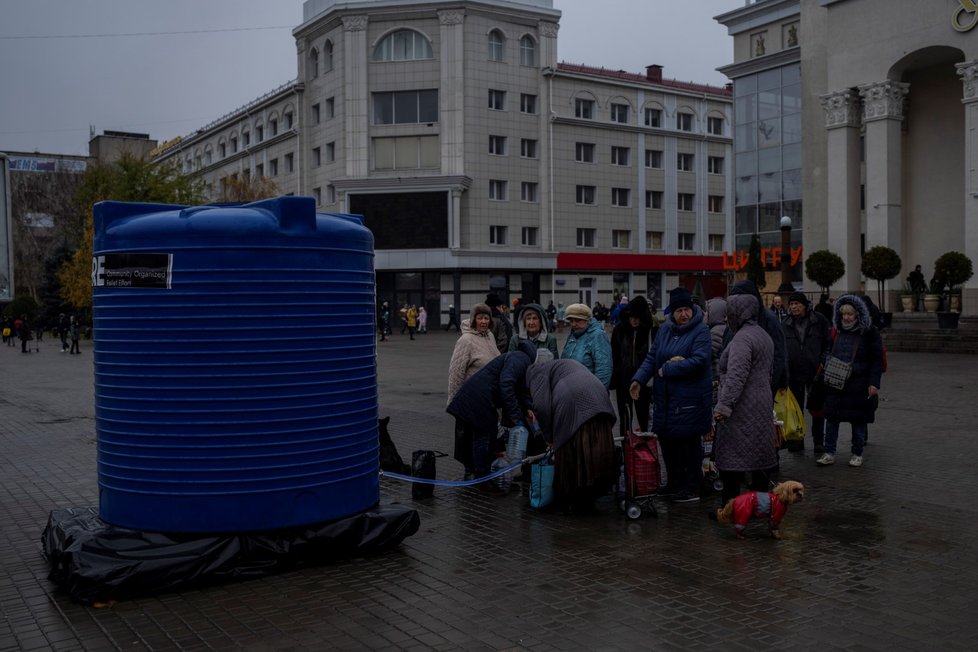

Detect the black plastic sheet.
[{"left": 42, "top": 503, "right": 420, "bottom": 604}]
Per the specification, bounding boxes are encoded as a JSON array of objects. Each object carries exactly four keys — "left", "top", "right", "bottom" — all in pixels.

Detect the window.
[
  {"left": 285, "top": 153, "right": 294, "bottom": 173},
  {"left": 373, "top": 135, "right": 439, "bottom": 170},
  {"left": 644, "top": 107, "right": 661, "bottom": 127},
  {"left": 270, "top": 119, "right": 278, "bottom": 137},
  {"left": 326, "top": 185, "right": 336, "bottom": 204},
  {"left": 521, "top": 182, "right": 538, "bottom": 202},
  {"left": 678, "top": 193, "right": 694, "bottom": 211},
  {"left": 676, "top": 112, "right": 693, "bottom": 131},
  {"left": 612, "top": 230, "right": 630, "bottom": 249},
  {"left": 611, "top": 146, "right": 630, "bottom": 166},
  {"left": 519, "top": 35, "right": 536, "bottom": 66},
  {"left": 709, "top": 234, "right": 724, "bottom": 252},
  {"left": 708, "top": 116, "right": 724, "bottom": 135},
  {"left": 269, "top": 158, "right": 278, "bottom": 176},
  {"left": 488, "top": 30, "right": 505, "bottom": 62},
  {"left": 313, "top": 187, "right": 321, "bottom": 205},
  {"left": 285, "top": 113, "right": 293, "bottom": 129},
  {"left": 312, "top": 103, "right": 321, "bottom": 124},
  {"left": 708, "top": 156, "right": 724, "bottom": 174},
  {"left": 520, "top": 93, "right": 537, "bottom": 114},
  {"left": 490, "top": 225, "right": 507, "bottom": 245},
  {"left": 326, "top": 141, "right": 336, "bottom": 162},
  {"left": 373, "top": 29, "right": 433, "bottom": 61},
  {"left": 646, "top": 190, "right": 663, "bottom": 209},
  {"left": 612, "top": 188, "right": 630, "bottom": 207},
  {"left": 708, "top": 195, "right": 725, "bottom": 213},
  {"left": 575, "top": 142, "right": 595, "bottom": 163},
  {"left": 218, "top": 142, "right": 226, "bottom": 158},
  {"left": 324, "top": 41, "right": 334, "bottom": 72},
  {"left": 325, "top": 97, "right": 335, "bottom": 119},
  {"left": 313, "top": 147, "right": 321, "bottom": 167},
  {"left": 678, "top": 232, "right": 695, "bottom": 251},
  {"left": 489, "top": 179, "right": 508, "bottom": 200},
  {"left": 645, "top": 149, "right": 662, "bottom": 168},
  {"left": 256, "top": 125, "right": 264, "bottom": 142},
  {"left": 677, "top": 153, "right": 694, "bottom": 171},
  {"left": 522, "top": 226, "right": 538, "bottom": 246},
  {"left": 520, "top": 139, "right": 537, "bottom": 158},
  {"left": 576, "top": 228, "right": 596, "bottom": 247},
  {"left": 646, "top": 231, "right": 663, "bottom": 250},
  {"left": 256, "top": 163, "right": 264, "bottom": 178},
  {"left": 243, "top": 131, "right": 250, "bottom": 146},
  {"left": 575, "top": 185, "right": 596, "bottom": 205},
  {"left": 489, "top": 135, "right": 507, "bottom": 156},
  {"left": 610, "top": 103, "right": 629, "bottom": 124},
  {"left": 374, "top": 90, "right": 439, "bottom": 124},
  {"left": 230, "top": 137, "right": 237, "bottom": 153},
  {"left": 488, "top": 89, "right": 506, "bottom": 111},
  {"left": 309, "top": 48, "right": 319, "bottom": 78},
  {"left": 575, "top": 98, "right": 594, "bottom": 119}
]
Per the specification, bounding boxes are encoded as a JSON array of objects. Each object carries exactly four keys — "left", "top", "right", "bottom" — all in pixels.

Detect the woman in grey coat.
[{"left": 713, "top": 294, "right": 775, "bottom": 506}]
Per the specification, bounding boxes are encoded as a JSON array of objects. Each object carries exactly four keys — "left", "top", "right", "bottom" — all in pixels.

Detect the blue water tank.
[{"left": 92, "top": 196, "right": 379, "bottom": 533}]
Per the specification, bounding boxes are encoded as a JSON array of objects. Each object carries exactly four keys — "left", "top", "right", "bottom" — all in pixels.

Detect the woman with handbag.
[{"left": 815, "top": 295, "right": 883, "bottom": 468}]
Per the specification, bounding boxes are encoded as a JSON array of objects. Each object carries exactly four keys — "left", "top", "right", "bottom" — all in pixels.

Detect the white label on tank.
[{"left": 92, "top": 253, "right": 172, "bottom": 289}]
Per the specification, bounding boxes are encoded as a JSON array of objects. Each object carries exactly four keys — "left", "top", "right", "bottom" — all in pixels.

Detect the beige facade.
[
  {"left": 157, "top": 0, "right": 733, "bottom": 323},
  {"left": 718, "top": 0, "right": 978, "bottom": 313}
]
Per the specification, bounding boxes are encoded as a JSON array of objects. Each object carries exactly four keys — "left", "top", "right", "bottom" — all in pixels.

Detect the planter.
[
  {"left": 937, "top": 311, "right": 960, "bottom": 329},
  {"left": 923, "top": 293, "right": 942, "bottom": 313},
  {"left": 900, "top": 295, "right": 914, "bottom": 312},
  {"left": 880, "top": 312, "right": 893, "bottom": 329},
  {"left": 949, "top": 293, "right": 962, "bottom": 313}
]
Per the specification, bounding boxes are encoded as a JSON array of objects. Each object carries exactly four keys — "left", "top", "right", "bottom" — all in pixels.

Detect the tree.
[
  {"left": 220, "top": 175, "right": 280, "bottom": 203},
  {"left": 860, "top": 246, "right": 902, "bottom": 313},
  {"left": 58, "top": 155, "right": 204, "bottom": 311},
  {"left": 745, "top": 233, "right": 766, "bottom": 290},
  {"left": 804, "top": 250, "right": 845, "bottom": 292},
  {"left": 933, "top": 251, "right": 973, "bottom": 290}
]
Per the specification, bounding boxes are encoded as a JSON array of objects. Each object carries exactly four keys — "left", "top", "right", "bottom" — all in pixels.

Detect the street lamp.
[{"left": 777, "top": 216, "right": 794, "bottom": 294}]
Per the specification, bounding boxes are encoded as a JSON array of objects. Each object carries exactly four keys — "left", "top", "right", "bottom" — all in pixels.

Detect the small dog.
[{"left": 715, "top": 480, "right": 804, "bottom": 539}]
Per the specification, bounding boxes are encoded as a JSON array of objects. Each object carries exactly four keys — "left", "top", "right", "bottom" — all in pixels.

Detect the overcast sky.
[{"left": 0, "top": 0, "right": 745, "bottom": 156}]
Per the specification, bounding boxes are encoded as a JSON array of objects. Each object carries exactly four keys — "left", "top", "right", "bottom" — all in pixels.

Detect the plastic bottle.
[
  {"left": 506, "top": 423, "right": 529, "bottom": 462},
  {"left": 491, "top": 453, "right": 512, "bottom": 492}
]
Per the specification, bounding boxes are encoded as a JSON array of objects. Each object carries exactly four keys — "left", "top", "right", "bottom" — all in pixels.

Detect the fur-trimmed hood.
[{"left": 832, "top": 294, "right": 871, "bottom": 332}]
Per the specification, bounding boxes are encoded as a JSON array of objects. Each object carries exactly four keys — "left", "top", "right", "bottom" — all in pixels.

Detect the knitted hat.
[
  {"left": 667, "top": 287, "right": 694, "bottom": 314},
  {"left": 788, "top": 291, "right": 810, "bottom": 307},
  {"left": 564, "top": 303, "right": 592, "bottom": 321}
]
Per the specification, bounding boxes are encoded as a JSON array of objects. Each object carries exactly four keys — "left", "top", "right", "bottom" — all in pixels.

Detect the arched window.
[
  {"left": 372, "top": 29, "right": 433, "bottom": 62},
  {"left": 324, "top": 40, "right": 334, "bottom": 72},
  {"left": 488, "top": 29, "right": 505, "bottom": 62},
  {"left": 309, "top": 47, "right": 319, "bottom": 78},
  {"left": 519, "top": 35, "right": 536, "bottom": 66}
]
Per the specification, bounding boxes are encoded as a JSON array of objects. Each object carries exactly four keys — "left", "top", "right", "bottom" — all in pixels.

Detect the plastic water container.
[
  {"left": 491, "top": 454, "right": 512, "bottom": 492},
  {"left": 506, "top": 424, "right": 529, "bottom": 462},
  {"left": 92, "top": 196, "right": 379, "bottom": 533}
]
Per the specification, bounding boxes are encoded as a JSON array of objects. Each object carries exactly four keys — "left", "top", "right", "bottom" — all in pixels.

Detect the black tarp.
[{"left": 42, "top": 504, "right": 420, "bottom": 604}]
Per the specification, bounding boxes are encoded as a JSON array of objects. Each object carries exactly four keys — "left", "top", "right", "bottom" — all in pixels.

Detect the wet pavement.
[{"left": 1, "top": 328, "right": 977, "bottom": 650}]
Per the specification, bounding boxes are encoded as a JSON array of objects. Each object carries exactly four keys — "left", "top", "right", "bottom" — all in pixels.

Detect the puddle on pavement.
[{"left": 809, "top": 507, "right": 884, "bottom": 545}]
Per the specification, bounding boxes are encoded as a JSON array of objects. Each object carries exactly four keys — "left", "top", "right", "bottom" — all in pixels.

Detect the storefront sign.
[
  {"left": 953, "top": 0, "right": 978, "bottom": 32},
  {"left": 722, "top": 246, "right": 803, "bottom": 271}
]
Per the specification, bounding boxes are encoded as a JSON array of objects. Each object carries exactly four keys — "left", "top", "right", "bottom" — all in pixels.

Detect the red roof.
[
  {"left": 558, "top": 252, "right": 726, "bottom": 272},
  {"left": 557, "top": 62, "right": 732, "bottom": 97}
]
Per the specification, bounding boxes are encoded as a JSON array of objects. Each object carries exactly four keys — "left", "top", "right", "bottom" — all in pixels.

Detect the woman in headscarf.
[
  {"left": 712, "top": 294, "right": 775, "bottom": 507},
  {"left": 527, "top": 358, "right": 617, "bottom": 513},
  {"left": 508, "top": 302, "right": 559, "bottom": 359}
]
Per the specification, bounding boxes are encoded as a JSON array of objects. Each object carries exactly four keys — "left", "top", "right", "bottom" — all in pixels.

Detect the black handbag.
[{"left": 410, "top": 450, "right": 446, "bottom": 499}]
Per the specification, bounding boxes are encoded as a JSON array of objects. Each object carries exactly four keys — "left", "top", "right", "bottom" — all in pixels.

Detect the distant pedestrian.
[
  {"left": 444, "top": 304, "right": 460, "bottom": 332},
  {"left": 418, "top": 306, "right": 427, "bottom": 334},
  {"left": 17, "top": 317, "right": 32, "bottom": 354},
  {"left": 406, "top": 305, "right": 418, "bottom": 340},
  {"left": 770, "top": 295, "right": 788, "bottom": 322},
  {"left": 58, "top": 313, "right": 69, "bottom": 352},
  {"left": 69, "top": 316, "right": 81, "bottom": 355},
  {"left": 378, "top": 302, "right": 390, "bottom": 342},
  {"left": 907, "top": 264, "right": 926, "bottom": 311},
  {"left": 814, "top": 294, "right": 833, "bottom": 322}
]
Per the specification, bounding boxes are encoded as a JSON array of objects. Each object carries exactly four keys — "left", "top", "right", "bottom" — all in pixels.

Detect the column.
[
  {"left": 439, "top": 10, "right": 465, "bottom": 177},
  {"left": 957, "top": 60, "right": 978, "bottom": 312},
  {"left": 858, "top": 80, "right": 909, "bottom": 258},
  {"left": 342, "top": 15, "right": 369, "bottom": 178},
  {"left": 819, "top": 89, "right": 862, "bottom": 292},
  {"left": 538, "top": 21, "right": 558, "bottom": 251}
]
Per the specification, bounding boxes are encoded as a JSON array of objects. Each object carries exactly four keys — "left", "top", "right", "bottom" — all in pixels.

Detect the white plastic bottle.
[
  {"left": 491, "top": 453, "right": 512, "bottom": 492},
  {"left": 506, "top": 424, "right": 529, "bottom": 462}
]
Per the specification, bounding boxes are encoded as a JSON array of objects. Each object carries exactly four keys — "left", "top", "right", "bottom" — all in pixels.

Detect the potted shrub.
[
  {"left": 899, "top": 282, "right": 914, "bottom": 313},
  {"left": 804, "top": 250, "right": 845, "bottom": 293},
  {"left": 934, "top": 251, "right": 973, "bottom": 314},
  {"left": 924, "top": 276, "right": 944, "bottom": 313},
  {"left": 860, "top": 246, "right": 901, "bottom": 326}
]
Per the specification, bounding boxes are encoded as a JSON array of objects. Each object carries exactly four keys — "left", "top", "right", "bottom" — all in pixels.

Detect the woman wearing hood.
[
  {"left": 560, "top": 303, "right": 613, "bottom": 388},
  {"left": 611, "top": 295, "right": 655, "bottom": 436},
  {"left": 712, "top": 294, "right": 775, "bottom": 507},
  {"left": 724, "top": 280, "right": 788, "bottom": 394},
  {"left": 508, "top": 302, "right": 559, "bottom": 359},
  {"left": 816, "top": 295, "right": 882, "bottom": 468},
  {"left": 526, "top": 358, "right": 618, "bottom": 512},
  {"left": 447, "top": 303, "right": 502, "bottom": 477},
  {"left": 629, "top": 287, "right": 712, "bottom": 503}
]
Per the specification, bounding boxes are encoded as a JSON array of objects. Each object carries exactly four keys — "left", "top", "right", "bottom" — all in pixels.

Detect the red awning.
[{"left": 556, "top": 252, "right": 726, "bottom": 272}]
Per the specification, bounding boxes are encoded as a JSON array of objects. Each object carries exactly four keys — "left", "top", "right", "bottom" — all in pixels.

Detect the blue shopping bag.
[{"left": 530, "top": 455, "right": 554, "bottom": 509}]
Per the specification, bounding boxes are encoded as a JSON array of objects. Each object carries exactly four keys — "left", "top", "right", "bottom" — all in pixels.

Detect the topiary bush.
[
  {"left": 933, "top": 251, "right": 973, "bottom": 290},
  {"left": 861, "top": 246, "right": 902, "bottom": 313},
  {"left": 804, "top": 250, "right": 845, "bottom": 292}
]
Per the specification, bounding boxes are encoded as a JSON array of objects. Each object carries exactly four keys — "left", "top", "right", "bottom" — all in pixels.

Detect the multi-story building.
[
  {"left": 716, "top": 0, "right": 978, "bottom": 311},
  {"left": 156, "top": 0, "right": 733, "bottom": 326}
]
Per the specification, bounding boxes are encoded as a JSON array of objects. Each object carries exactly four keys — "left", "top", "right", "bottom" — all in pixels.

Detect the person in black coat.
[
  {"left": 782, "top": 292, "right": 832, "bottom": 453},
  {"left": 446, "top": 340, "right": 537, "bottom": 489},
  {"left": 816, "top": 295, "right": 882, "bottom": 468},
  {"left": 610, "top": 295, "right": 655, "bottom": 436},
  {"left": 814, "top": 294, "right": 833, "bottom": 322}
]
